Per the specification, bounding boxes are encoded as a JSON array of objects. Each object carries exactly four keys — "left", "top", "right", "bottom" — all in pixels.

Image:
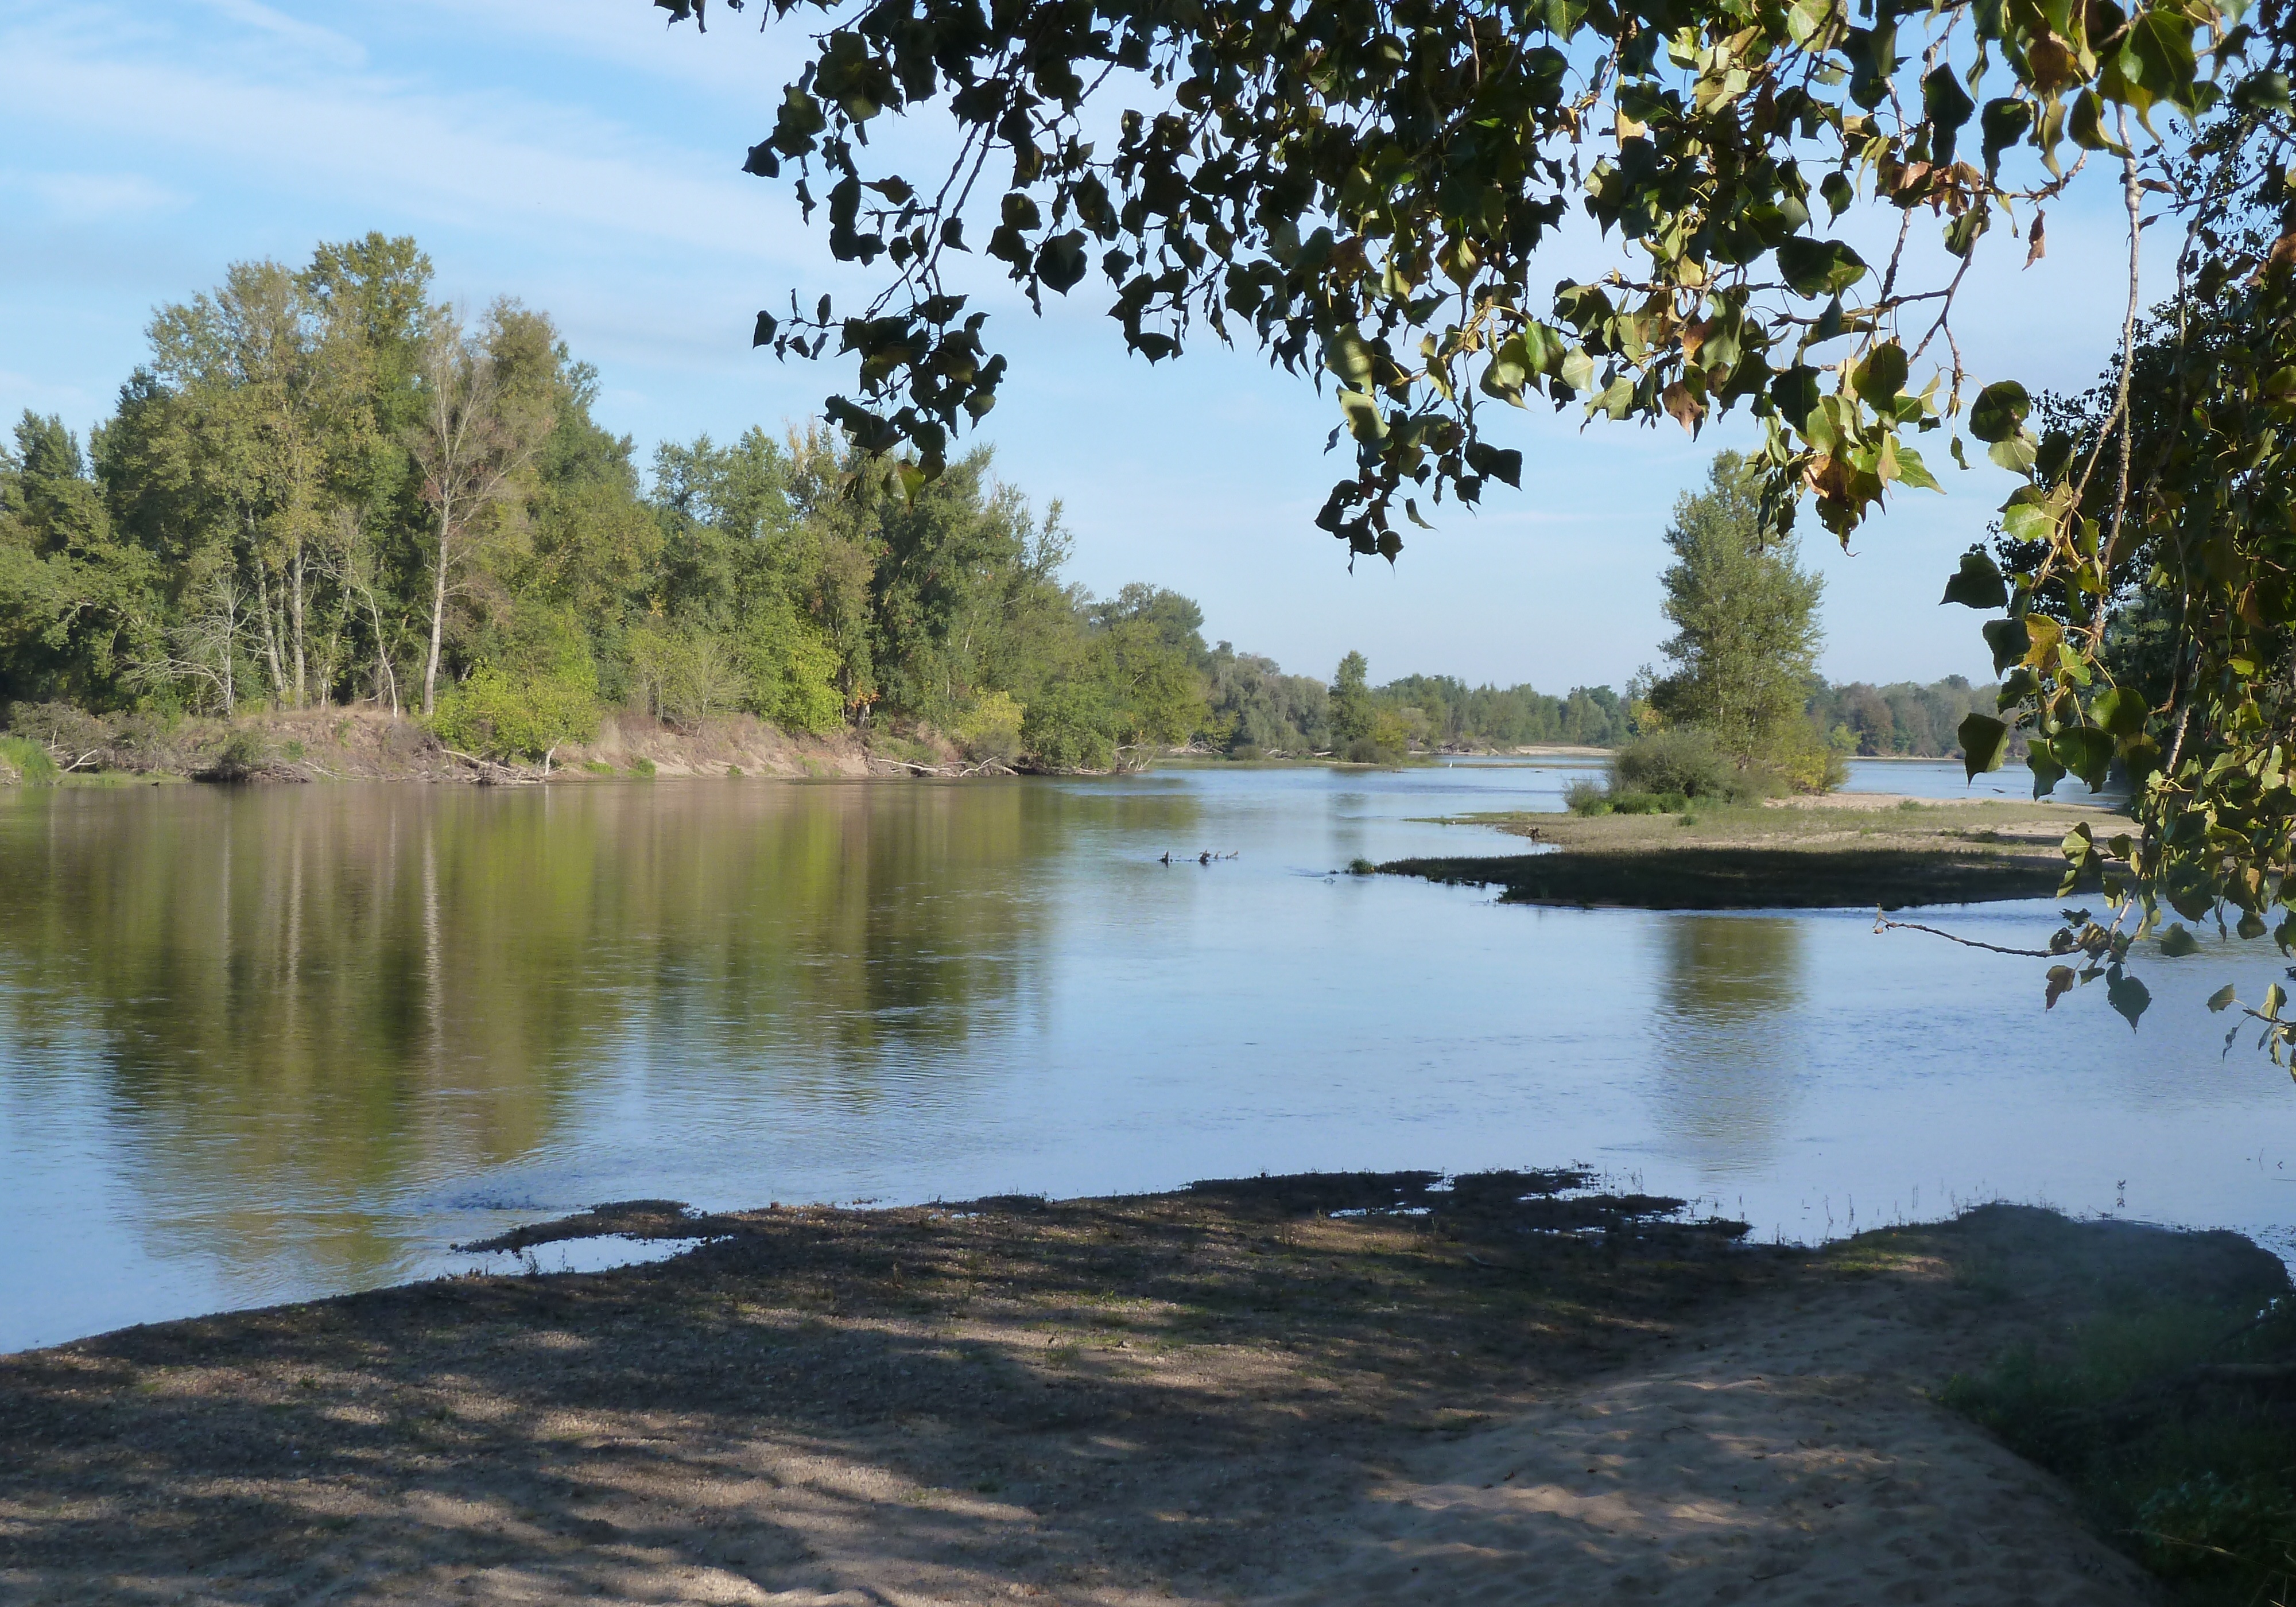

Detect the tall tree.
[
  {"left": 144, "top": 260, "right": 375, "bottom": 708},
  {"left": 1647, "top": 453, "right": 1825, "bottom": 765},
  {"left": 406, "top": 306, "right": 554, "bottom": 716},
  {"left": 1328, "top": 651, "right": 1374, "bottom": 751}
]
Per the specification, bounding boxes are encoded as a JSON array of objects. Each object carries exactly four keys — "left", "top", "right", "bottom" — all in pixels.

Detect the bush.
[
  {"left": 432, "top": 665, "right": 599, "bottom": 763},
  {"left": 1562, "top": 777, "right": 1609, "bottom": 816},
  {"left": 4, "top": 702, "right": 107, "bottom": 766},
  {"left": 201, "top": 729, "right": 273, "bottom": 782},
  {"left": 628, "top": 756, "right": 657, "bottom": 778},
  {"left": 954, "top": 690, "right": 1025, "bottom": 764},
  {"left": 1021, "top": 685, "right": 1116, "bottom": 771},
  {"left": 0, "top": 735, "right": 59, "bottom": 784},
  {"left": 1611, "top": 728, "right": 1736, "bottom": 799}
]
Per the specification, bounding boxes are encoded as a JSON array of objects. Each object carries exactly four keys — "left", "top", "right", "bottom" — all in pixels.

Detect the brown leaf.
[
  {"left": 2026, "top": 35, "right": 2076, "bottom": 94},
  {"left": 1680, "top": 318, "right": 1712, "bottom": 363},
  {"left": 2254, "top": 230, "right": 2296, "bottom": 284},
  {"left": 2026, "top": 211, "right": 2047, "bottom": 269},
  {"left": 1805, "top": 453, "right": 1852, "bottom": 503},
  {"left": 2045, "top": 965, "right": 2076, "bottom": 1011},
  {"left": 1661, "top": 381, "right": 1704, "bottom": 434}
]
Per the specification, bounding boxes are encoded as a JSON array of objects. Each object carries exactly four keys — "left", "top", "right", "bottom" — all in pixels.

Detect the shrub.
[
  {"left": 1022, "top": 685, "right": 1116, "bottom": 771},
  {"left": 0, "top": 735, "right": 59, "bottom": 784},
  {"left": 628, "top": 756, "right": 657, "bottom": 778},
  {"left": 432, "top": 665, "right": 600, "bottom": 763},
  {"left": 4, "top": 701, "right": 108, "bottom": 762},
  {"left": 202, "top": 729, "right": 273, "bottom": 782},
  {"left": 1562, "top": 777, "right": 1609, "bottom": 816},
  {"left": 954, "top": 690, "right": 1025, "bottom": 764},
  {"left": 1611, "top": 728, "right": 1735, "bottom": 800},
  {"left": 738, "top": 598, "right": 844, "bottom": 735}
]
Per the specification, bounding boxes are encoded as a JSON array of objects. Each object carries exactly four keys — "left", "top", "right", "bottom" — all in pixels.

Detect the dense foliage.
[
  {"left": 1640, "top": 452, "right": 1835, "bottom": 789},
  {"left": 661, "top": 0, "right": 2296, "bottom": 1030},
  {"left": 0, "top": 236, "right": 1669, "bottom": 773},
  {"left": 0, "top": 238, "right": 1224, "bottom": 769}
]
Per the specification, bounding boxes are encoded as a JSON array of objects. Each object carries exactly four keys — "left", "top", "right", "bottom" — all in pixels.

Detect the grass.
[
  {"left": 1382, "top": 797, "right": 2121, "bottom": 910},
  {"left": 0, "top": 735, "right": 60, "bottom": 784},
  {"left": 1937, "top": 1243, "right": 2296, "bottom": 1604}
]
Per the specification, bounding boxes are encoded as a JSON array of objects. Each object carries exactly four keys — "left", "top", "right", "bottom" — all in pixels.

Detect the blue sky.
[{"left": 0, "top": 0, "right": 2165, "bottom": 690}]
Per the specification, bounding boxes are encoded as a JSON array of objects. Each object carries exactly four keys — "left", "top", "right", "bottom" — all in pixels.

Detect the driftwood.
[{"left": 864, "top": 754, "right": 1019, "bottom": 778}]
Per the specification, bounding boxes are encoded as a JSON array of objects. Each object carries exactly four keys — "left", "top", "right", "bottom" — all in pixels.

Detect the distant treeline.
[
  {"left": 1203, "top": 654, "right": 1628, "bottom": 756},
  {"left": 1804, "top": 676, "right": 1995, "bottom": 759},
  {"left": 0, "top": 232, "right": 1983, "bottom": 771}
]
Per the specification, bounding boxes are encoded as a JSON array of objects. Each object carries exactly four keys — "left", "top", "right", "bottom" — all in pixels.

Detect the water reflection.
[
  {"left": 1647, "top": 915, "right": 1809, "bottom": 1178},
  {"left": 0, "top": 781, "right": 1103, "bottom": 1292}
]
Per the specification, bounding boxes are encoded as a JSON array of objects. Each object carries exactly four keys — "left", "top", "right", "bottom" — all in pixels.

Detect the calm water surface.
[{"left": 3, "top": 758, "right": 2287, "bottom": 1353}]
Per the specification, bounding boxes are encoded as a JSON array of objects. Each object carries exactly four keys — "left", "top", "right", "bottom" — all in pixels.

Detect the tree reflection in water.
[
  {"left": 0, "top": 780, "right": 1105, "bottom": 1295},
  {"left": 1647, "top": 914, "right": 1809, "bottom": 1181}
]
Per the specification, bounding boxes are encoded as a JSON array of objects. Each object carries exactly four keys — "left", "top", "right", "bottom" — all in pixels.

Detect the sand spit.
[{"left": 2, "top": 1175, "right": 2274, "bottom": 1605}]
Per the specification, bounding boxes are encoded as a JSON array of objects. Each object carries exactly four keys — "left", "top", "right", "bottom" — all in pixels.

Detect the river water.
[{"left": 5, "top": 758, "right": 2293, "bottom": 1353}]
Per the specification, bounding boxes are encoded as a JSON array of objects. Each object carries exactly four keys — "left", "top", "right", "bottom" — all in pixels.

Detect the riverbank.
[
  {"left": 1383, "top": 794, "right": 2130, "bottom": 909},
  {"left": 2, "top": 1173, "right": 2282, "bottom": 1605},
  {"left": 0, "top": 705, "right": 905, "bottom": 785}
]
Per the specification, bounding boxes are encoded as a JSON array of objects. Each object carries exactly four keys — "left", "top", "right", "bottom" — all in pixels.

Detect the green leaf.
[
  {"left": 2029, "top": 741, "right": 2067, "bottom": 798},
  {"left": 1983, "top": 617, "right": 2031, "bottom": 674},
  {"left": 1894, "top": 445, "right": 1942, "bottom": 492},
  {"left": 1980, "top": 98, "right": 2034, "bottom": 174},
  {"left": 2091, "top": 686, "right": 2147, "bottom": 738},
  {"left": 2208, "top": 983, "right": 2240, "bottom": 1012},
  {"left": 1968, "top": 381, "right": 2031, "bottom": 442},
  {"left": 1853, "top": 341, "right": 1909, "bottom": 405},
  {"left": 2107, "top": 967, "right": 2151, "bottom": 1029},
  {"left": 1775, "top": 238, "right": 1869, "bottom": 298},
  {"left": 2159, "top": 923, "right": 2201, "bottom": 957},
  {"left": 1940, "top": 550, "right": 2008, "bottom": 609},
  {"left": 1959, "top": 712, "right": 2010, "bottom": 779},
  {"left": 1923, "top": 65, "right": 1976, "bottom": 164},
  {"left": 2266, "top": 981, "right": 2286, "bottom": 1019},
  {"left": 1989, "top": 432, "right": 2039, "bottom": 473},
  {"left": 1324, "top": 327, "right": 1377, "bottom": 386},
  {"left": 2232, "top": 70, "right": 2293, "bottom": 114},
  {"left": 1337, "top": 390, "right": 1386, "bottom": 443},
  {"left": 752, "top": 310, "right": 778, "bottom": 347},
  {"left": 2053, "top": 726, "right": 2115, "bottom": 790},
  {"left": 1035, "top": 231, "right": 1088, "bottom": 293}
]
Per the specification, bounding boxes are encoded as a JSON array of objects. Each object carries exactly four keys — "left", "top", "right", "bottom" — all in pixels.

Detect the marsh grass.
[{"left": 1943, "top": 1283, "right": 2296, "bottom": 1603}]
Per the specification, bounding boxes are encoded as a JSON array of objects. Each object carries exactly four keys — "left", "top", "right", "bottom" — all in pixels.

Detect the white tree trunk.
[{"left": 422, "top": 506, "right": 453, "bottom": 717}]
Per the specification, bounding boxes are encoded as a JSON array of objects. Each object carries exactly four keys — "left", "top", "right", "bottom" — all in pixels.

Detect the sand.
[{"left": 3, "top": 1179, "right": 2272, "bottom": 1606}]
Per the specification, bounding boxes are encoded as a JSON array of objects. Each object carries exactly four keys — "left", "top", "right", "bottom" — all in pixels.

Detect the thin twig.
[{"left": 1874, "top": 915, "right": 2060, "bottom": 958}]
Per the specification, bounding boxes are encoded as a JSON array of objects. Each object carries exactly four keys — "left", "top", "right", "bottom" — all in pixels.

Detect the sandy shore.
[{"left": 2, "top": 1175, "right": 2276, "bottom": 1605}]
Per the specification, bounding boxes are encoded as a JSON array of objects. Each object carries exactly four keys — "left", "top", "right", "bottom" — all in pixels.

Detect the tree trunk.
[
  {"left": 290, "top": 542, "right": 307, "bottom": 709},
  {"left": 422, "top": 504, "right": 453, "bottom": 717},
  {"left": 255, "top": 564, "right": 286, "bottom": 707}
]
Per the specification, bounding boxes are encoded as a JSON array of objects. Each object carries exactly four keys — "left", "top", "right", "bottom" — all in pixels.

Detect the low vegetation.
[
  {"left": 1937, "top": 1224, "right": 2296, "bottom": 1605},
  {"left": 1389, "top": 795, "right": 2124, "bottom": 910}
]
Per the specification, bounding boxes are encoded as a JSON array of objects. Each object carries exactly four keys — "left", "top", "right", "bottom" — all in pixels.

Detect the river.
[{"left": 4, "top": 758, "right": 2292, "bottom": 1353}]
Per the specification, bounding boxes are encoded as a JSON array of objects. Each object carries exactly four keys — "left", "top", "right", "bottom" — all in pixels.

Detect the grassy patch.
[
  {"left": 1938, "top": 1247, "right": 2296, "bottom": 1604},
  {"left": 1382, "top": 798, "right": 2119, "bottom": 910},
  {"left": 0, "top": 735, "right": 60, "bottom": 784}
]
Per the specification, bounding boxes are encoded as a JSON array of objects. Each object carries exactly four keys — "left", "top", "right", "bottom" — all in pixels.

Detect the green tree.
[
  {"left": 1328, "top": 651, "right": 1374, "bottom": 753},
  {"left": 1646, "top": 453, "right": 1826, "bottom": 774}
]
